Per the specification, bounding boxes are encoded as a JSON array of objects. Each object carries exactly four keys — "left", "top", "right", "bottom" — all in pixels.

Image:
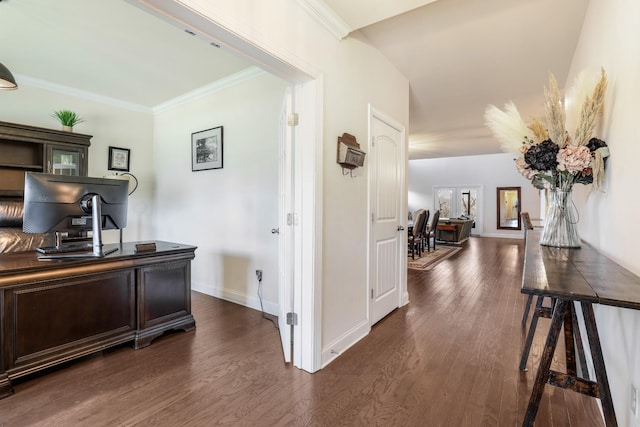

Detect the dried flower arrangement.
[{"left": 484, "top": 69, "right": 609, "bottom": 192}]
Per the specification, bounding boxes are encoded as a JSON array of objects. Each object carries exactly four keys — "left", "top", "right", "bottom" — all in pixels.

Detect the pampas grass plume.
[
  {"left": 528, "top": 117, "right": 548, "bottom": 143},
  {"left": 573, "top": 68, "right": 607, "bottom": 147},
  {"left": 544, "top": 73, "right": 567, "bottom": 147},
  {"left": 565, "top": 68, "right": 600, "bottom": 132},
  {"left": 484, "top": 102, "right": 533, "bottom": 154}
]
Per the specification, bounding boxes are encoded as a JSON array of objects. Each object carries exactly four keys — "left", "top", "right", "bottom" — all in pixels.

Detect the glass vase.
[{"left": 540, "top": 188, "right": 581, "bottom": 248}]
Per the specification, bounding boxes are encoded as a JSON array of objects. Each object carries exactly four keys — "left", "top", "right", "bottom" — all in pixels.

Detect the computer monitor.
[{"left": 23, "top": 172, "right": 128, "bottom": 259}]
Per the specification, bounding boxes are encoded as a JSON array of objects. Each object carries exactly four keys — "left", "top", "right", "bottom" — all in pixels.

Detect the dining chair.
[
  {"left": 408, "top": 209, "right": 426, "bottom": 259},
  {"left": 424, "top": 210, "right": 440, "bottom": 252}
]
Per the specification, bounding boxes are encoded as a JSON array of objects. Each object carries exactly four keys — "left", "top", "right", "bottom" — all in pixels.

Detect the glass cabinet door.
[{"left": 47, "top": 145, "right": 86, "bottom": 176}]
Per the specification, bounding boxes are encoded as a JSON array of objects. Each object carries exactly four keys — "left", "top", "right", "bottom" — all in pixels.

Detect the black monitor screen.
[{"left": 23, "top": 172, "right": 128, "bottom": 235}]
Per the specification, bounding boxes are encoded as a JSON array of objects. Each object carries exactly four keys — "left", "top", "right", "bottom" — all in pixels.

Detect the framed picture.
[
  {"left": 192, "top": 126, "right": 223, "bottom": 171},
  {"left": 108, "top": 146, "right": 130, "bottom": 172}
]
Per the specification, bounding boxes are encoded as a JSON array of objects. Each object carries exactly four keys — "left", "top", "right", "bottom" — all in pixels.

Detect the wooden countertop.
[{"left": 0, "top": 241, "right": 197, "bottom": 285}]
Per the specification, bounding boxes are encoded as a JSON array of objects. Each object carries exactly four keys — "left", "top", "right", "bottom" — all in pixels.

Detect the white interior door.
[
  {"left": 277, "top": 88, "right": 294, "bottom": 363},
  {"left": 369, "top": 108, "right": 406, "bottom": 325}
]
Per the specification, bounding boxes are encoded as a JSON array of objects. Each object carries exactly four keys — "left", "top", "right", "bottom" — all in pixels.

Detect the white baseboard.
[
  {"left": 192, "top": 280, "right": 278, "bottom": 316},
  {"left": 320, "top": 319, "right": 370, "bottom": 368},
  {"left": 402, "top": 291, "right": 410, "bottom": 306}
]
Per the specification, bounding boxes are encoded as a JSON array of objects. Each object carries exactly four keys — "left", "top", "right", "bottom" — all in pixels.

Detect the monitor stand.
[{"left": 38, "top": 194, "right": 118, "bottom": 260}]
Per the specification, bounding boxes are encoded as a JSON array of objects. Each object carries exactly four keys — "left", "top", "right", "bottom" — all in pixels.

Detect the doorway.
[
  {"left": 132, "top": 2, "right": 322, "bottom": 373},
  {"left": 434, "top": 186, "right": 483, "bottom": 235}
]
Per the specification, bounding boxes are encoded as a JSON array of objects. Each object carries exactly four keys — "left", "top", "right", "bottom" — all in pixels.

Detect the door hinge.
[
  {"left": 287, "top": 213, "right": 299, "bottom": 226},
  {"left": 286, "top": 312, "right": 298, "bottom": 325},
  {"left": 287, "top": 113, "right": 299, "bottom": 127},
  {"left": 371, "top": 289, "right": 374, "bottom": 299}
]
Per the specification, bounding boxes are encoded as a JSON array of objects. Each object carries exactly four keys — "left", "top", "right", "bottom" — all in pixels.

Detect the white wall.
[
  {"left": 567, "top": 1, "right": 640, "bottom": 424},
  {"left": 0, "top": 82, "right": 155, "bottom": 244},
  {"left": 408, "top": 153, "right": 540, "bottom": 238},
  {"left": 153, "top": 72, "right": 287, "bottom": 315},
  {"left": 173, "top": 0, "right": 410, "bottom": 366},
  {"left": 320, "top": 37, "right": 409, "bottom": 361}
]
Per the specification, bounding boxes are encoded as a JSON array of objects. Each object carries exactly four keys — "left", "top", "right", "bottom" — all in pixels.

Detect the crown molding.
[
  {"left": 296, "top": 0, "right": 352, "bottom": 40},
  {"left": 152, "top": 66, "right": 267, "bottom": 114},
  {"left": 15, "top": 67, "right": 267, "bottom": 116},
  {"left": 15, "top": 74, "right": 152, "bottom": 114}
]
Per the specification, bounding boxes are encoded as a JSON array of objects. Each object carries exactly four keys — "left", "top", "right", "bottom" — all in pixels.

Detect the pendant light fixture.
[{"left": 0, "top": 62, "right": 18, "bottom": 90}]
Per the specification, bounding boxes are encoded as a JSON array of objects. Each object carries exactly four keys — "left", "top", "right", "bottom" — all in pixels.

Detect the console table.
[
  {"left": 0, "top": 241, "right": 196, "bottom": 398},
  {"left": 521, "top": 230, "right": 640, "bottom": 426}
]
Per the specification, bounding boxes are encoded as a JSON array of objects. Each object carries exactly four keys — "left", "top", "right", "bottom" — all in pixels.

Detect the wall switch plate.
[{"left": 632, "top": 385, "right": 638, "bottom": 418}]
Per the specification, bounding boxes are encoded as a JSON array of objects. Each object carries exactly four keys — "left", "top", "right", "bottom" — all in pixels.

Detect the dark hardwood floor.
[{"left": 0, "top": 237, "right": 604, "bottom": 426}]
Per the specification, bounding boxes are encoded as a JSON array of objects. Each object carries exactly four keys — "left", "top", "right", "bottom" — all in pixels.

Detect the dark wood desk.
[
  {"left": 521, "top": 230, "right": 640, "bottom": 426},
  {"left": 0, "top": 241, "right": 196, "bottom": 398}
]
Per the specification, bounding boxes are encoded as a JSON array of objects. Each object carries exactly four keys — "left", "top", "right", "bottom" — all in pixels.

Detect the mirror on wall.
[{"left": 497, "top": 187, "right": 521, "bottom": 230}]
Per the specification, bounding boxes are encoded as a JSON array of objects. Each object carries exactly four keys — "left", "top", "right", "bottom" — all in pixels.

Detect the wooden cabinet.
[
  {"left": 136, "top": 260, "right": 194, "bottom": 348},
  {"left": 0, "top": 121, "right": 90, "bottom": 196},
  {"left": 0, "top": 241, "right": 196, "bottom": 398}
]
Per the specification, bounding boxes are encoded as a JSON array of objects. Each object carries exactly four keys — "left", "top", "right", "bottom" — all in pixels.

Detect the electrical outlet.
[
  {"left": 256, "top": 270, "right": 263, "bottom": 281},
  {"left": 632, "top": 384, "right": 638, "bottom": 418}
]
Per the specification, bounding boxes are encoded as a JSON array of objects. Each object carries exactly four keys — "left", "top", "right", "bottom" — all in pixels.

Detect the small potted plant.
[{"left": 51, "top": 110, "right": 85, "bottom": 132}]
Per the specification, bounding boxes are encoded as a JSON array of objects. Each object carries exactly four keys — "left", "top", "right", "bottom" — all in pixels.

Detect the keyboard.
[{"left": 36, "top": 243, "right": 93, "bottom": 254}]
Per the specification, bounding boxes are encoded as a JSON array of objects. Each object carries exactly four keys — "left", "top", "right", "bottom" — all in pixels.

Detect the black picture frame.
[
  {"left": 108, "top": 146, "right": 130, "bottom": 172},
  {"left": 192, "top": 126, "right": 223, "bottom": 171}
]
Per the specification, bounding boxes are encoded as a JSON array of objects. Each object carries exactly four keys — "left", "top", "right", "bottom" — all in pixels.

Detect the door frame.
[
  {"left": 132, "top": 0, "right": 323, "bottom": 373},
  {"left": 367, "top": 105, "right": 409, "bottom": 325}
]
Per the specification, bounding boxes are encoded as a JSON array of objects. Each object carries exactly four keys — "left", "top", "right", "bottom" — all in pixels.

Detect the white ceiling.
[
  {"left": 322, "top": 0, "right": 440, "bottom": 31},
  {"left": 353, "top": 0, "right": 589, "bottom": 159},
  {"left": 0, "top": 0, "right": 589, "bottom": 159},
  {"left": 0, "top": 0, "right": 253, "bottom": 107}
]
